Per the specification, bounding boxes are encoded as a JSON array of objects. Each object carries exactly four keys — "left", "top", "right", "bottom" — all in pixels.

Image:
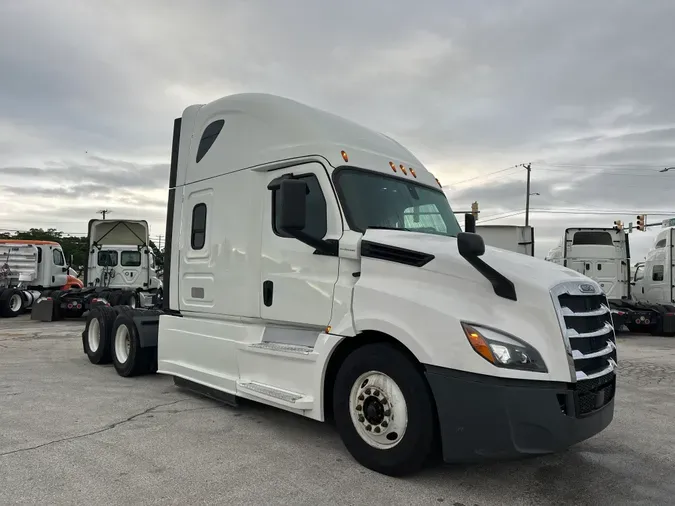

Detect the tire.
[
  {"left": 0, "top": 289, "right": 24, "bottom": 318},
  {"left": 117, "top": 291, "right": 139, "bottom": 309},
  {"left": 332, "top": 342, "right": 437, "bottom": 476},
  {"left": 82, "top": 306, "right": 117, "bottom": 364},
  {"left": 110, "top": 312, "right": 155, "bottom": 377}
]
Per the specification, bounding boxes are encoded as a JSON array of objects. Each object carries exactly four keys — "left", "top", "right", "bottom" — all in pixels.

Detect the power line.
[
  {"left": 446, "top": 165, "right": 524, "bottom": 186},
  {"left": 536, "top": 162, "right": 668, "bottom": 169}
]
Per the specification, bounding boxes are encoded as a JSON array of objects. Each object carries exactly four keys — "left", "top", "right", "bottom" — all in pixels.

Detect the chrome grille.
[
  {"left": 551, "top": 281, "right": 617, "bottom": 416},
  {"left": 551, "top": 281, "right": 618, "bottom": 382}
]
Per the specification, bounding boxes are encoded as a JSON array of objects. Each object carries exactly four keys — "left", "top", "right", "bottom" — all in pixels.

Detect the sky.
[{"left": 1, "top": 0, "right": 674, "bottom": 260}]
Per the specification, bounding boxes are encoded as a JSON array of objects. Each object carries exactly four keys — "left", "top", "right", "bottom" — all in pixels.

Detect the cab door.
[{"left": 260, "top": 162, "right": 342, "bottom": 335}]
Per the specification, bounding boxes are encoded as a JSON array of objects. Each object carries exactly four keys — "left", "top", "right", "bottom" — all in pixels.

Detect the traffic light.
[
  {"left": 471, "top": 201, "right": 479, "bottom": 221},
  {"left": 613, "top": 220, "right": 623, "bottom": 231},
  {"left": 637, "top": 215, "right": 646, "bottom": 231}
]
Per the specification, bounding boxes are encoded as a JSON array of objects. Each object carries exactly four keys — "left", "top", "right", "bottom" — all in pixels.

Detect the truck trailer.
[
  {"left": 475, "top": 225, "right": 534, "bottom": 256},
  {"left": 79, "top": 93, "right": 616, "bottom": 476},
  {"left": 0, "top": 239, "right": 83, "bottom": 318},
  {"left": 30, "top": 220, "right": 163, "bottom": 321}
]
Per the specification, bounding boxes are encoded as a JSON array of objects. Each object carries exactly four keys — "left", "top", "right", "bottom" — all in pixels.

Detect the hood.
[{"left": 361, "top": 229, "right": 591, "bottom": 296}]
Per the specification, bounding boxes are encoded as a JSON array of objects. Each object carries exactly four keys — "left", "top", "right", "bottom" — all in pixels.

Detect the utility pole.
[
  {"left": 524, "top": 163, "right": 532, "bottom": 226},
  {"left": 97, "top": 209, "right": 112, "bottom": 220}
]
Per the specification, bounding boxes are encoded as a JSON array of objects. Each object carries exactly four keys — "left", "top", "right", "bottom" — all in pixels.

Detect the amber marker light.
[
  {"left": 409, "top": 168, "right": 417, "bottom": 178},
  {"left": 389, "top": 161, "right": 397, "bottom": 172},
  {"left": 341, "top": 150, "right": 349, "bottom": 162},
  {"left": 400, "top": 164, "right": 407, "bottom": 175},
  {"left": 462, "top": 323, "right": 496, "bottom": 364}
]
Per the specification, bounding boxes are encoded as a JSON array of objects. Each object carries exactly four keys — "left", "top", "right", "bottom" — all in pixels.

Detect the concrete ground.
[{"left": 1, "top": 315, "right": 674, "bottom": 506}]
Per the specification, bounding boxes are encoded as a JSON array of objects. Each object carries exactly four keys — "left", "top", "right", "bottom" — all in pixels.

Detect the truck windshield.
[{"left": 333, "top": 168, "right": 462, "bottom": 237}]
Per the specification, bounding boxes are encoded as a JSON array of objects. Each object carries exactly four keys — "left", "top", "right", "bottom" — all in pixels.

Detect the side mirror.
[
  {"left": 277, "top": 179, "right": 307, "bottom": 232},
  {"left": 457, "top": 232, "right": 485, "bottom": 258},
  {"left": 464, "top": 213, "right": 476, "bottom": 233}
]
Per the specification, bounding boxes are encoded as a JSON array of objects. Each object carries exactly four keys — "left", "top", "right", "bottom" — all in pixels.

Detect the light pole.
[{"left": 524, "top": 163, "right": 532, "bottom": 226}]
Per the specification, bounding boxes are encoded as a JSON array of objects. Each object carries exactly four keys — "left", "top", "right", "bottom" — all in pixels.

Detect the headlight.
[{"left": 461, "top": 323, "right": 548, "bottom": 373}]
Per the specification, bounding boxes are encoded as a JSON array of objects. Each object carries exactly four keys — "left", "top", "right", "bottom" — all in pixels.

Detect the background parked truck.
[
  {"left": 0, "top": 239, "right": 83, "bottom": 318},
  {"left": 28, "top": 219, "right": 163, "bottom": 321}
]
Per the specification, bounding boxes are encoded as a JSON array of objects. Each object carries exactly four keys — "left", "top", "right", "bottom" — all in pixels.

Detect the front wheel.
[{"left": 332, "top": 342, "right": 437, "bottom": 476}]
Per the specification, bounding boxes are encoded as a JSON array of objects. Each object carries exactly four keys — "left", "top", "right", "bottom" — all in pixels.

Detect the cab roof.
[
  {"left": 177, "top": 93, "right": 439, "bottom": 189},
  {"left": 0, "top": 239, "right": 60, "bottom": 246}
]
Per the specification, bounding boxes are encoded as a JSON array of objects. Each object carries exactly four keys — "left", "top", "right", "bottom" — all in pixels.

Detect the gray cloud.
[{"left": 1, "top": 0, "right": 675, "bottom": 261}]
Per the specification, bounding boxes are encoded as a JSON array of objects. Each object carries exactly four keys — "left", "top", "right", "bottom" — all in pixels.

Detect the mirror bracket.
[{"left": 458, "top": 232, "right": 517, "bottom": 301}]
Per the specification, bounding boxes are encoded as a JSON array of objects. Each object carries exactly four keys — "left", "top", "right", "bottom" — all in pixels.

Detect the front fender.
[{"left": 353, "top": 259, "right": 571, "bottom": 381}]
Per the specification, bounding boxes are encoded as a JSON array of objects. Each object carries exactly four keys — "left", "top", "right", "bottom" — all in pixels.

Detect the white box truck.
[
  {"left": 79, "top": 93, "right": 616, "bottom": 476},
  {"left": 475, "top": 225, "right": 534, "bottom": 256}
]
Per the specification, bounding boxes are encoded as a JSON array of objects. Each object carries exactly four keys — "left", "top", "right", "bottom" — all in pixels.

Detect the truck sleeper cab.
[{"left": 81, "top": 93, "right": 616, "bottom": 476}]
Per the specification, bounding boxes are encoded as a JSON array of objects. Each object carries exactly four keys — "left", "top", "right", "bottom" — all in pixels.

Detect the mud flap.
[{"left": 30, "top": 299, "right": 55, "bottom": 322}]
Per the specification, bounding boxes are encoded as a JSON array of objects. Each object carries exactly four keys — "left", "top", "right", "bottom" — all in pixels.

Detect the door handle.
[{"left": 263, "top": 280, "right": 273, "bottom": 307}]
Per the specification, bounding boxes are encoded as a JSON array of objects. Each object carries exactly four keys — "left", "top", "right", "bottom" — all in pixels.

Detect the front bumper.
[{"left": 425, "top": 366, "right": 615, "bottom": 463}]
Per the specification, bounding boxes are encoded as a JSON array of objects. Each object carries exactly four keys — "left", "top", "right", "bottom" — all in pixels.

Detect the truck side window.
[
  {"left": 634, "top": 266, "right": 644, "bottom": 281},
  {"left": 37, "top": 247, "right": 42, "bottom": 264},
  {"left": 53, "top": 249, "right": 65, "bottom": 266},
  {"left": 121, "top": 251, "right": 142, "bottom": 267},
  {"left": 652, "top": 265, "right": 664, "bottom": 281},
  {"left": 98, "top": 250, "right": 118, "bottom": 266},
  {"left": 196, "top": 120, "right": 225, "bottom": 163},
  {"left": 656, "top": 239, "right": 667, "bottom": 248},
  {"left": 191, "top": 203, "right": 207, "bottom": 250},
  {"left": 272, "top": 174, "right": 327, "bottom": 239}
]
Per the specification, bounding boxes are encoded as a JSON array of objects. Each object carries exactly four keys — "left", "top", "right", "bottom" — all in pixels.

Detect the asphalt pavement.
[{"left": 1, "top": 315, "right": 674, "bottom": 506}]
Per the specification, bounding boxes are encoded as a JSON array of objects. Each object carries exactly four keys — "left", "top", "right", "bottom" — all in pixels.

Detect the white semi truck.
[
  {"left": 31, "top": 220, "right": 163, "bottom": 321},
  {"left": 0, "top": 239, "right": 83, "bottom": 318},
  {"left": 546, "top": 227, "right": 630, "bottom": 301},
  {"left": 79, "top": 93, "right": 616, "bottom": 476},
  {"left": 609, "top": 224, "right": 675, "bottom": 336}
]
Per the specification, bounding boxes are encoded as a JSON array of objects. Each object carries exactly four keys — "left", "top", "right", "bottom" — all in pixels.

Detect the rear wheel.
[
  {"left": 0, "top": 289, "right": 23, "bottom": 318},
  {"left": 82, "top": 306, "right": 117, "bottom": 364},
  {"left": 111, "top": 312, "right": 156, "bottom": 377},
  {"left": 332, "top": 342, "right": 437, "bottom": 476}
]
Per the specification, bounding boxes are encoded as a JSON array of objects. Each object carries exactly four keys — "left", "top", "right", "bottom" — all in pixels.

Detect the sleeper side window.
[
  {"left": 191, "top": 203, "right": 207, "bottom": 250},
  {"left": 196, "top": 120, "right": 225, "bottom": 163},
  {"left": 272, "top": 174, "right": 327, "bottom": 240},
  {"left": 652, "top": 265, "right": 665, "bottom": 282}
]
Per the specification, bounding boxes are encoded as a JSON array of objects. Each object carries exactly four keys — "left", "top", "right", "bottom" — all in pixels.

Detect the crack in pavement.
[{"left": 0, "top": 399, "right": 197, "bottom": 458}]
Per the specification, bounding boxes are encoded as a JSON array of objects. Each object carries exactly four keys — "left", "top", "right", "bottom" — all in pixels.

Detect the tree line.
[{"left": 0, "top": 228, "right": 164, "bottom": 272}]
